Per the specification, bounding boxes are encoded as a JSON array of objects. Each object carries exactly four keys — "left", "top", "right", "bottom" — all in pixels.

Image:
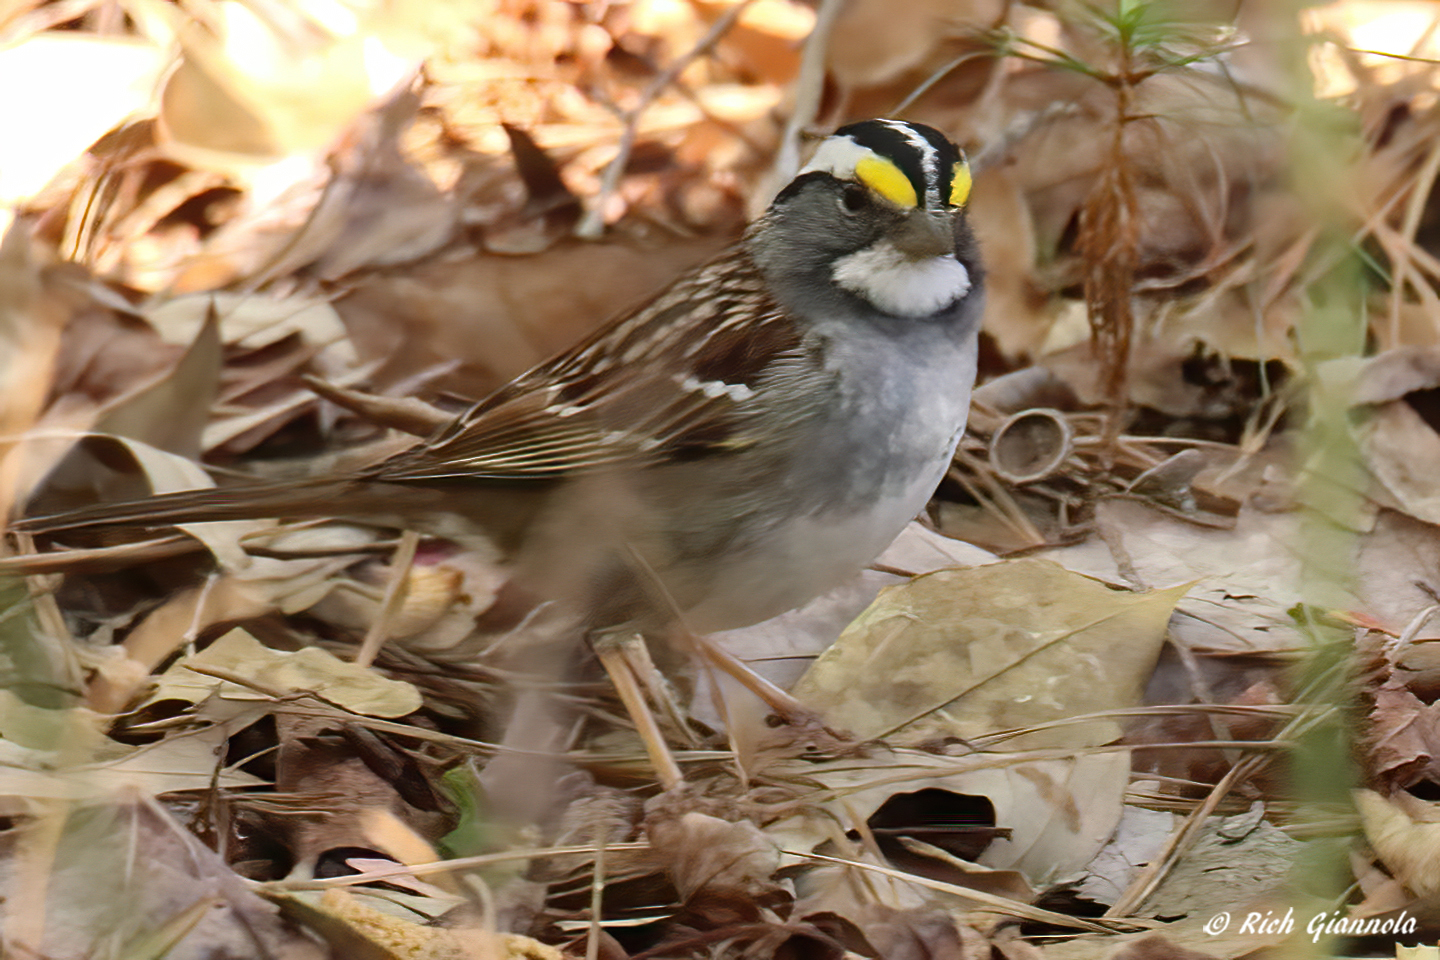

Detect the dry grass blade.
[
  {"left": 1106, "top": 684, "right": 1342, "bottom": 917},
  {"left": 264, "top": 842, "right": 652, "bottom": 891},
  {"left": 964, "top": 703, "right": 1298, "bottom": 752},
  {"left": 792, "top": 850, "right": 1152, "bottom": 934},
  {"left": 1104, "top": 753, "right": 1267, "bottom": 918},
  {"left": 354, "top": 529, "right": 419, "bottom": 668}
]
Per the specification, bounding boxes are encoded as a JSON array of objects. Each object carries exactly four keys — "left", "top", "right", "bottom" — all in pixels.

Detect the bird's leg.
[
  {"left": 693, "top": 637, "right": 810, "bottom": 723},
  {"left": 611, "top": 632, "right": 702, "bottom": 748},
  {"left": 594, "top": 636, "right": 684, "bottom": 791},
  {"left": 688, "top": 633, "right": 853, "bottom": 753}
]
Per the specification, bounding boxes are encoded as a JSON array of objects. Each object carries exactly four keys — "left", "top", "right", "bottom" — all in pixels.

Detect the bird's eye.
[{"left": 839, "top": 183, "right": 868, "bottom": 214}]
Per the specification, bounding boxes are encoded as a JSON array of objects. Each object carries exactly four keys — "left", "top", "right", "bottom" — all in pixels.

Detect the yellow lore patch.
[
  {"left": 950, "top": 160, "right": 972, "bottom": 207},
  {"left": 855, "top": 154, "right": 917, "bottom": 208}
]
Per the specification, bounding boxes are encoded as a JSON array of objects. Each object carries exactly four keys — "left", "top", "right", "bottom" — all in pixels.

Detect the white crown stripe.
[{"left": 798, "top": 135, "right": 871, "bottom": 179}]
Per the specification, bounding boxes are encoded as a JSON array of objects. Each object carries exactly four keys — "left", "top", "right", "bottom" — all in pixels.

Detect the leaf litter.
[{"left": 7, "top": 0, "right": 1440, "bottom": 957}]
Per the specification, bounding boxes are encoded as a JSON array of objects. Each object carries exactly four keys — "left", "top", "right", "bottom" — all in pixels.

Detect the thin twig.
[
  {"left": 760, "top": 0, "right": 846, "bottom": 212},
  {"left": 892, "top": 51, "right": 990, "bottom": 116},
  {"left": 576, "top": 0, "right": 757, "bottom": 238},
  {"left": 586, "top": 829, "right": 608, "bottom": 960},
  {"left": 355, "top": 528, "right": 419, "bottom": 668}
]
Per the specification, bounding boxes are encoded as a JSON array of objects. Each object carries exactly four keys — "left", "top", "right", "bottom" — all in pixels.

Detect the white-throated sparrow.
[{"left": 18, "top": 119, "right": 983, "bottom": 739}]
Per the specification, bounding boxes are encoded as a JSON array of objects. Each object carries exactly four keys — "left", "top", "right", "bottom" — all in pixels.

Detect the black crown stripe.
[{"left": 834, "top": 119, "right": 961, "bottom": 208}]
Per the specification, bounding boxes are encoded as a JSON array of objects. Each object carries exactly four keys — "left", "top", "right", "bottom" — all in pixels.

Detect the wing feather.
[{"left": 370, "top": 247, "right": 812, "bottom": 484}]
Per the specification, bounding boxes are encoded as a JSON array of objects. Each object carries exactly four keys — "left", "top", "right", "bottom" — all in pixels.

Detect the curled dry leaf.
[
  {"left": 156, "top": 0, "right": 420, "bottom": 173},
  {"left": 21, "top": 431, "right": 262, "bottom": 572},
  {"left": 145, "top": 627, "right": 422, "bottom": 720},
  {"left": 647, "top": 811, "right": 786, "bottom": 908},
  {"left": 307, "top": 552, "right": 506, "bottom": 655},
  {"left": 1355, "top": 788, "right": 1440, "bottom": 899},
  {"left": 1367, "top": 685, "right": 1440, "bottom": 790},
  {"left": 146, "top": 292, "right": 351, "bottom": 358},
  {"left": 272, "top": 714, "right": 451, "bottom": 875},
  {"left": 1353, "top": 348, "right": 1440, "bottom": 528},
  {"left": 81, "top": 523, "right": 383, "bottom": 712},
  {"left": 0, "top": 708, "right": 262, "bottom": 810}
]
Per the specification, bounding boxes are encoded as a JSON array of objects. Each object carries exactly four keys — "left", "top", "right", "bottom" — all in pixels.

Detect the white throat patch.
[{"left": 832, "top": 242, "right": 971, "bottom": 317}]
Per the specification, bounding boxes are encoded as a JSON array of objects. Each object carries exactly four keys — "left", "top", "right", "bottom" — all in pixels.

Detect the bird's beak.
[{"left": 891, "top": 208, "right": 956, "bottom": 260}]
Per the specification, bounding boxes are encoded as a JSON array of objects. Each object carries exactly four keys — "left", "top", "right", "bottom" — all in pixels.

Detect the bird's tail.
[{"left": 13, "top": 478, "right": 362, "bottom": 536}]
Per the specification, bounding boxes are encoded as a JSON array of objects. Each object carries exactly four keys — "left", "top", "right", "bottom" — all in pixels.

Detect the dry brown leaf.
[
  {"left": 826, "top": 0, "right": 1000, "bottom": 90},
  {"left": 273, "top": 713, "right": 451, "bottom": 870},
  {"left": 1368, "top": 685, "right": 1440, "bottom": 788},
  {"left": 0, "top": 229, "right": 69, "bottom": 520},
  {"left": 155, "top": 1, "right": 417, "bottom": 171},
  {"left": 92, "top": 308, "right": 221, "bottom": 459},
  {"left": 969, "top": 166, "right": 1049, "bottom": 360},
  {"left": 1356, "top": 510, "right": 1440, "bottom": 637},
  {"left": 699, "top": 523, "right": 994, "bottom": 741},
  {"left": 1135, "top": 804, "right": 1301, "bottom": 919},
  {"left": 1359, "top": 399, "right": 1440, "bottom": 526},
  {"left": 307, "top": 551, "right": 505, "bottom": 655},
  {"left": 1043, "top": 499, "right": 1302, "bottom": 654},
  {"left": 1077, "top": 806, "right": 1173, "bottom": 907},
  {"left": 1353, "top": 346, "right": 1440, "bottom": 404},
  {"left": 1107, "top": 934, "right": 1221, "bottom": 960},
  {"left": 333, "top": 236, "right": 726, "bottom": 395},
  {"left": 147, "top": 291, "right": 351, "bottom": 358},
  {"left": 766, "top": 747, "right": 1127, "bottom": 891},
  {"left": 723, "top": 0, "right": 813, "bottom": 86},
  {"left": 857, "top": 906, "right": 991, "bottom": 960},
  {"left": 795, "top": 558, "right": 1184, "bottom": 746},
  {"left": 44, "top": 290, "right": 179, "bottom": 413},
  {"left": 20, "top": 432, "right": 262, "bottom": 571}
]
